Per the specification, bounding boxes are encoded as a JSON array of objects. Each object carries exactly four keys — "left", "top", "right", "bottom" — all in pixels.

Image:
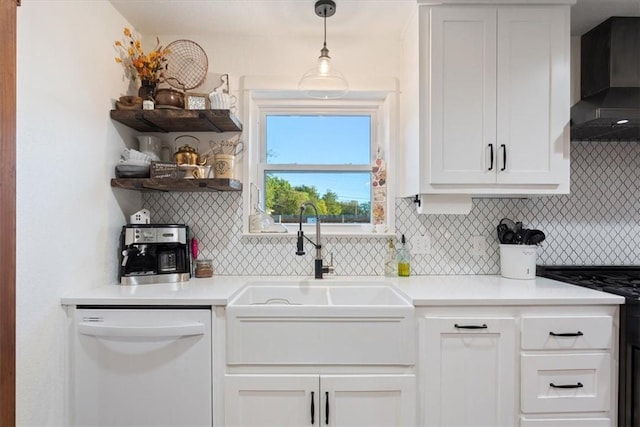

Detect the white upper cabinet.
[
  {"left": 430, "top": 7, "right": 498, "bottom": 185},
  {"left": 400, "top": 1, "right": 572, "bottom": 196},
  {"left": 495, "top": 7, "right": 569, "bottom": 186}
]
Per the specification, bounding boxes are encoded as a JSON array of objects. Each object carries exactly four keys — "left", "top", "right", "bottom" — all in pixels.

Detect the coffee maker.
[{"left": 119, "top": 224, "right": 191, "bottom": 285}]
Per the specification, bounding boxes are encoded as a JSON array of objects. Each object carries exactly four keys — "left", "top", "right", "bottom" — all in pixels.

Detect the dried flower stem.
[{"left": 114, "top": 28, "right": 169, "bottom": 83}]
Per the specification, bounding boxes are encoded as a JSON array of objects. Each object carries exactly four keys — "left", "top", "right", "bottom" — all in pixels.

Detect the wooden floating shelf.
[
  {"left": 111, "top": 178, "right": 243, "bottom": 192},
  {"left": 110, "top": 109, "right": 243, "bottom": 133}
]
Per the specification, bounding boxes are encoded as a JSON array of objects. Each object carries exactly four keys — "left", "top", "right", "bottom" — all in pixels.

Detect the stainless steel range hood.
[{"left": 570, "top": 17, "right": 640, "bottom": 142}]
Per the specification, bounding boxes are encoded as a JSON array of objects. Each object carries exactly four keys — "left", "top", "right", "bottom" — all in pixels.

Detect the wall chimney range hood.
[{"left": 570, "top": 17, "right": 640, "bottom": 142}]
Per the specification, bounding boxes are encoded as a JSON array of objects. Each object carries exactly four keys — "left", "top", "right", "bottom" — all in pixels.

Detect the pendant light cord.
[{"left": 323, "top": 10, "right": 327, "bottom": 49}]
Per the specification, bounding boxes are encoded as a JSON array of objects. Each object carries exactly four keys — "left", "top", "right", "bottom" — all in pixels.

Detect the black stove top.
[{"left": 537, "top": 265, "right": 640, "bottom": 299}]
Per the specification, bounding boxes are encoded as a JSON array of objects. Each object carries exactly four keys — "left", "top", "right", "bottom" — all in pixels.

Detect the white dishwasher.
[{"left": 71, "top": 306, "right": 212, "bottom": 426}]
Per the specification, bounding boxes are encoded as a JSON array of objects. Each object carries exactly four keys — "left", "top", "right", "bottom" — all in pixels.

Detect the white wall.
[
  {"left": 16, "top": 1, "right": 138, "bottom": 425},
  {"left": 15, "top": 4, "right": 403, "bottom": 424},
  {"left": 151, "top": 31, "right": 403, "bottom": 97}
]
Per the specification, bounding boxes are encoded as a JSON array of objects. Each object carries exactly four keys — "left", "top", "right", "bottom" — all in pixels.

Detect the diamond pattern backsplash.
[{"left": 143, "top": 142, "right": 640, "bottom": 276}]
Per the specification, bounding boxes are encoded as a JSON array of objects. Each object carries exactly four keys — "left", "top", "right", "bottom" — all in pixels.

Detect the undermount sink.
[{"left": 226, "top": 282, "right": 415, "bottom": 366}]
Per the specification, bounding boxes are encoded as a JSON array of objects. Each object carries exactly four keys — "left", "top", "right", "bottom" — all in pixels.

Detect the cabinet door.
[
  {"left": 496, "top": 6, "right": 569, "bottom": 185},
  {"left": 420, "top": 317, "right": 517, "bottom": 427},
  {"left": 429, "top": 7, "right": 497, "bottom": 185},
  {"left": 321, "top": 375, "right": 416, "bottom": 427},
  {"left": 224, "top": 374, "right": 319, "bottom": 427}
]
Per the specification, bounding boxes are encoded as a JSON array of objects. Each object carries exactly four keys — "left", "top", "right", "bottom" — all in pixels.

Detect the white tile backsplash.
[{"left": 143, "top": 141, "right": 640, "bottom": 275}]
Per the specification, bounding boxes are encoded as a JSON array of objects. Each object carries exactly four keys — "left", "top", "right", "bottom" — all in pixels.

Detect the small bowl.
[
  {"left": 115, "top": 96, "right": 142, "bottom": 110},
  {"left": 115, "top": 164, "right": 150, "bottom": 178}
]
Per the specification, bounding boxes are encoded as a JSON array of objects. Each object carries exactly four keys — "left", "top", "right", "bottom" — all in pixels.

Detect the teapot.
[
  {"left": 173, "top": 135, "right": 206, "bottom": 165},
  {"left": 174, "top": 144, "right": 200, "bottom": 165}
]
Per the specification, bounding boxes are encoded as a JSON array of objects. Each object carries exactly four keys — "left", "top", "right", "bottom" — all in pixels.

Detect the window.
[
  {"left": 248, "top": 97, "right": 394, "bottom": 235},
  {"left": 264, "top": 114, "right": 372, "bottom": 224}
]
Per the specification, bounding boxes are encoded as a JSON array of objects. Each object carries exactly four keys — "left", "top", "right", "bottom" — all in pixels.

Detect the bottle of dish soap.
[
  {"left": 384, "top": 238, "right": 397, "bottom": 277},
  {"left": 397, "top": 234, "right": 411, "bottom": 277}
]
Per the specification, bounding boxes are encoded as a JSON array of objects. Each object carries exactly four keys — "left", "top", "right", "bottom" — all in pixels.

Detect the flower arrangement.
[{"left": 114, "top": 27, "right": 169, "bottom": 83}]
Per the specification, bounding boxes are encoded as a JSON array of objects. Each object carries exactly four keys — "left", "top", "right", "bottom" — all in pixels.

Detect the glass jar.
[
  {"left": 195, "top": 259, "right": 213, "bottom": 278},
  {"left": 138, "top": 79, "right": 157, "bottom": 101}
]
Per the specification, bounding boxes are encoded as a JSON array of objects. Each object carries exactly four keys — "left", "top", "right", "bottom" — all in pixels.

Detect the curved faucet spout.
[
  {"left": 297, "top": 202, "right": 333, "bottom": 279},
  {"left": 299, "top": 202, "right": 322, "bottom": 254}
]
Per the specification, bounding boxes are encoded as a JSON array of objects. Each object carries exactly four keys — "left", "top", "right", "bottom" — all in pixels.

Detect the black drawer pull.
[
  {"left": 311, "top": 391, "right": 315, "bottom": 425},
  {"left": 549, "top": 331, "right": 584, "bottom": 337},
  {"left": 550, "top": 382, "right": 583, "bottom": 389},
  {"left": 455, "top": 323, "right": 488, "bottom": 330}
]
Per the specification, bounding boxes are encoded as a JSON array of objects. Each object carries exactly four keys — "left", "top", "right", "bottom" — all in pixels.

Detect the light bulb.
[{"left": 318, "top": 55, "right": 331, "bottom": 76}]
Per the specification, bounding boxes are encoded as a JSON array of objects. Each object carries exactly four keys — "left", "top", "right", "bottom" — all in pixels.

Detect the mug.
[
  {"left": 214, "top": 154, "right": 235, "bottom": 179},
  {"left": 209, "top": 92, "right": 237, "bottom": 111},
  {"left": 212, "top": 139, "right": 244, "bottom": 156},
  {"left": 218, "top": 141, "right": 244, "bottom": 156}
]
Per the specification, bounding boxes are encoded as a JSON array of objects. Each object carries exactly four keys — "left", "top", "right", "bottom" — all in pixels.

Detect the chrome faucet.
[{"left": 296, "top": 202, "right": 334, "bottom": 279}]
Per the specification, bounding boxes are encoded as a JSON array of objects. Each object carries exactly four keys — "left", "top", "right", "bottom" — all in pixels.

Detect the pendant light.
[{"left": 299, "top": 0, "right": 349, "bottom": 99}]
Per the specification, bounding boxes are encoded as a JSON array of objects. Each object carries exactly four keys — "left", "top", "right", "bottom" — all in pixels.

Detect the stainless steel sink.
[{"left": 226, "top": 282, "right": 415, "bottom": 365}]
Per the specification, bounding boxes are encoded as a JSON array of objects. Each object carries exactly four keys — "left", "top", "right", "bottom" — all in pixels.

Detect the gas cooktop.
[{"left": 537, "top": 265, "right": 640, "bottom": 299}]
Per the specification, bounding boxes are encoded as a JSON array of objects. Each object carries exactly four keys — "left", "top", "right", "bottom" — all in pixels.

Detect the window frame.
[{"left": 244, "top": 95, "right": 396, "bottom": 236}]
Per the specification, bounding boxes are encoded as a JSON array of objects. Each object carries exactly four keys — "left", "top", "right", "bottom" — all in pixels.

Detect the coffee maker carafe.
[{"left": 119, "top": 224, "right": 190, "bottom": 285}]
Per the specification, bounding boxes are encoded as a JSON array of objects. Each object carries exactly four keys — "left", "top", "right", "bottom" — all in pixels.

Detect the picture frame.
[{"left": 185, "top": 92, "right": 210, "bottom": 110}]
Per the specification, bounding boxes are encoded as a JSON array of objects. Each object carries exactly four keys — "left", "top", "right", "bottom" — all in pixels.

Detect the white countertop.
[{"left": 60, "top": 275, "right": 625, "bottom": 306}]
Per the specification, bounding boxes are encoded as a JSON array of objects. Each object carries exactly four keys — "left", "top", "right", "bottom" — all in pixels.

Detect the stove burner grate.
[{"left": 537, "top": 266, "right": 640, "bottom": 299}]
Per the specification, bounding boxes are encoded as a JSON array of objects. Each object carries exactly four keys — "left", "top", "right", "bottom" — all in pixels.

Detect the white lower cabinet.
[
  {"left": 417, "top": 307, "right": 619, "bottom": 427},
  {"left": 420, "top": 316, "right": 517, "bottom": 426},
  {"left": 224, "top": 374, "right": 415, "bottom": 427},
  {"left": 519, "top": 312, "right": 616, "bottom": 426},
  {"left": 224, "top": 375, "right": 317, "bottom": 427}
]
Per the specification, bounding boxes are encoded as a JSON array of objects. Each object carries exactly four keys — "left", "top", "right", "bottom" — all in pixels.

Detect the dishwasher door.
[{"left": 72, "top": 307, "right": 212, "bottom": 426}]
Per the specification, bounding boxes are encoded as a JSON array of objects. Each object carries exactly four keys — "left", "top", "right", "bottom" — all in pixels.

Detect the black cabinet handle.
[
  {"left": 310, "top": 391, "right": 315, "bottom": 424},
  {"left": 455, "top": 323, "right": 488, "bottom": 329},
  {"left": 549, "top": 331, "right": 584, "bottom": 337},
  {"left": 550, "top": 382, "right": 583, "bottom": 389},
  {"left": 325, "top": 392, "right": 329, "bottom": 425},
  {"left": 500, "top": 144, "right": 506, "bottom": 171},
  {"left": 488, "top": 144, "right": 494, "bottom": 170}
]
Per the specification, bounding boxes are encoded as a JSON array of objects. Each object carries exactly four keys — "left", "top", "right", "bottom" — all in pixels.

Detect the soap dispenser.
[
  {"left": 397, "top": 234, "right": 411, "bottom": 277},
  {"left": 384, "top": 238, "right": 397, "bottom": 277}
]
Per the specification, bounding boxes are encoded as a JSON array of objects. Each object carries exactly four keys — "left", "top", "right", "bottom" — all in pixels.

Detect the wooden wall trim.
[{"left": 0, "top": 0, "right": 17, "bottom": 424}]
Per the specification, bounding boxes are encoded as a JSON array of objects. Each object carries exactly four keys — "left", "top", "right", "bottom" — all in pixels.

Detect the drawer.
[
  {"left": 521, "top": 353, "right": 611, "bottom": 413},
  {"left": 521, "top": 316, "right": 612, "bottom": 350},
  {"left": 520, "top": 417, "right": 611, "bottom": 426}
]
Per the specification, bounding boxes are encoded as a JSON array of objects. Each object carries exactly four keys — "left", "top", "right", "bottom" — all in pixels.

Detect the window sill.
[{"left": 241, "top": 231, "right": 396, "bottom": 239}]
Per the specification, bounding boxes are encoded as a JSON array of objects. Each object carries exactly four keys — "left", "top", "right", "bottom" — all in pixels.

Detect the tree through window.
[{"left": 261, "top": 114, "right": 373, "bottom": 225}]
